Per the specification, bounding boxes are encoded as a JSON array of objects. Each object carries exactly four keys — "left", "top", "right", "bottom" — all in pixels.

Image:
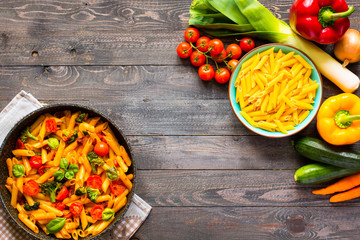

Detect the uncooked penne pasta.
[{"left": 234, "top": 47, "right": 319, "bottom": 133}]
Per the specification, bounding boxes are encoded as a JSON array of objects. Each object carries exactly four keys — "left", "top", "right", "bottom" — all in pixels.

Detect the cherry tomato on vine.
[
  {"left": 176, "top": 42, "right": 193, "bottom": 59},
  {"left": 94, "top": 141, "right": 109, "bottom": 156},
  {"left": 239, "top": 37, "right": 255, "bottom": 52},
  {"left": 23, "top": 180, "right": 40, "bottom": 196},
  {"left": 190, "top": 51, "right": 206, "bottom": 67},
  {"left": 208, "top": 39, "right": 224, "bottom": 56},
  {"left": 212, "top": 49, "right": 228, "bottom": 63},
  {"left": 184, "top": 27, "right": 200, "bottom": 43},
  {"left": 196, "top": 36, "right": 211, "bottom": 52},
  {"left": 226, "top": 44, "right": 242, "bottom": 59},
  {"left": 29, "top": 155, "right": 42, "bottom": 168},
  {"left": 215, "top": 68, "right": 230, "bottom": 84},
  {"left": 227, "top": 59, "right": 239, "bottom": 72},
  {"left": 198, "top": 64, "right": 215, "bottom": 81},
  {"left": 70, "top": 202, "right": 83, "bottom": 217}
]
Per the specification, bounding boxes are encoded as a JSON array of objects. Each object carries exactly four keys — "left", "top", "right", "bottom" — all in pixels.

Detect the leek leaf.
[
  {"left": 188, "top": 0, "right": 360, "bottom": 92},
  {"left": 206, "top": 0, "right": 250, "bottom": 25}
]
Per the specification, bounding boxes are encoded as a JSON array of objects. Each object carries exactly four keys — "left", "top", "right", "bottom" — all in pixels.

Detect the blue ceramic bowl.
[{"left": 229, "top": 43, "right": 322, "bottom": 138}]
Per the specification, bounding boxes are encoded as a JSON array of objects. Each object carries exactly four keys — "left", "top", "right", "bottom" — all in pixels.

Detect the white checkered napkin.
[
  {"left": 112, "top": 194, "right": 152, "bottom": 239},
  {"left": 0, "top": 91, "right": 151, "bottom": 240},
  {"left": 0, "top": 91, "right": 42, "bottom": 143}
]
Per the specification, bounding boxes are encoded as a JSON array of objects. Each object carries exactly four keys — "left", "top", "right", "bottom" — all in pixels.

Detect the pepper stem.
[
  {"left": 318, "top": 6, "right": 355, "bottom": 28},
  {"left": 334, "top": 110, "right": 360, "bottom": 128}
]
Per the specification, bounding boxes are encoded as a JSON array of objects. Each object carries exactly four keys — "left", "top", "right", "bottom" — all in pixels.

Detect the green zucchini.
[
  {"left": 294, "top": 163, "right": 359, "bottom": 185},
  {"left": 292, "top": 137, "right": 360, "bottom": 169}
]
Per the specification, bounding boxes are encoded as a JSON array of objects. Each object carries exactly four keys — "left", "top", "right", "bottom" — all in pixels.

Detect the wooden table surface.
[{"left": 0, "top": 0, "right": 360, "bottom": 239}]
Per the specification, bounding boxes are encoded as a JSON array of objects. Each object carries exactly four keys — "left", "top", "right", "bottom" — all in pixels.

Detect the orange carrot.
[
  {"left": 330, "top": 186, "right": 360, "bottom": 203},
  {"left": 312, "top": 172, "right": 360, "bottom": 195}
]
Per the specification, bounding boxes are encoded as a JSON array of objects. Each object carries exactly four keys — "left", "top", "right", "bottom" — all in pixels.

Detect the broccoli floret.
[
  {"left": 20, "top": 127, "right": 38, "bottom": 143},
  {"left": 87, "top": 151, "right": 98, "bottom": 160},
  {"left": 75, "top": 113, "right": 86, "bottom": 123},
  {"left": 86, "top": 187, "right": 100, "bottom": 203},
  {"left": 24, "top": 202, "right": 40, "bottom": 211},
  {"left": 75, "top": 187, "right": 86, "bottom": 196},
  {"left": 66, "top": 131, "right": 78, "bottom": 145},
  {"left": 40, "top": 181, "right": 63, "bottom": 202},
  {"left": 87, "top": 151, "right": 104, "bottom": 173}
]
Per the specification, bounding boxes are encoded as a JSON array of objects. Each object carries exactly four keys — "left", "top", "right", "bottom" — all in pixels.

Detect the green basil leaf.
[
  {"left": 12, "top": 164, "right": 25, "bottom": 178},
  {"left": 68, "top": 164, "right": 79, "bottom": 174},
  {"left": 102, "top": 208, "right": 115, "bottom": 221},
  {"left": 106, "top": 166, "right": 118, "bottom": 181},
  {"left": 53, "top": 170, "right": 65, "bottom": 182},
  {"left": 64, "top": 170, "right": 74, "bottom": 180},
  {"left": 48, "top": 137, "right": 60, "bottom": 149},
  {"left": 46, "top": 217, "right": 66, "bottom": 234},
  {"left": 60, "top": 158, "right": 69, "bottom": 170}
]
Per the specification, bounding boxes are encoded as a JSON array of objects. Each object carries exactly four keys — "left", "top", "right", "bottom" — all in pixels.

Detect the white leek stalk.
[{"left": 285, "top": 35, "right": 359, "bottom": 93}]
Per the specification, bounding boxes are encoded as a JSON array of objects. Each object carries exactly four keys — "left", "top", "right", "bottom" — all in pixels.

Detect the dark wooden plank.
[
  {"left": 133, "top": 206, "right": 360, "bottom": 240},
  {"left": 130, "top": 135, "right": 315, "bottom": 170},
  {"left": 0, "top": 0, "right": 358, "bottom": 65},
  {"left": 135, "top": 170, "right": 360, "bottom": 207},
  {"left": 0, "top": 98, "right": 323, "bottom": 136},
  {"left": 0, "top": 65, "right": 349, "bottom": 102},
  {"left": 0, "top": 65, "right": 356, "bottom": 136}
]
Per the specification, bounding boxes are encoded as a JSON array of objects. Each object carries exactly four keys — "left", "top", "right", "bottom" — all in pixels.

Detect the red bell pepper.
[{"left": 289, "top": 0, "right": 354, "bottom": 44}]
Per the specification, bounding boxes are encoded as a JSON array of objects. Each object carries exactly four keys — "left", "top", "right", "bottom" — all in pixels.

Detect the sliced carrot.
[
  {"left": 312, "top": 172, "right": 360, "bottom": 195},
  {"left": 330, "top": 186, "right": 360, "bottom": 203}
]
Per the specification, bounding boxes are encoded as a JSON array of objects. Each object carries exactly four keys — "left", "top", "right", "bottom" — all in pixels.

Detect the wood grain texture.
[
  {"left": 0, "top": 65, "right": 351, "bottom": 101},
  {"left": 130, "top": 135, "right": 311, "bottom": 170},
  {"left": 133, "top": 206, "right": 360, "bottom": 240},
  {"left": 0, "top": 0, "right": 358, "bottom": 66},
  {"left": 0, "top": 65, "right": 356, "bottom": 136},
  {"left": 0, "top": 97, "right": 323, "bottom": 136},
  {"left": 135, "top": 170, "right": 360, "bottom": 207}
]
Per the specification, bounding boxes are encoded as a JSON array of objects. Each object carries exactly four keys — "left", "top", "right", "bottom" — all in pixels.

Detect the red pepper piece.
[
  {"left": 45, "top": 119, "right": 57, "bottom": 133},
  {"left": 15, "top": 139, "right": 25, "bottom": 149},
  {"left": 289, "top": 0, "right": 354, "bottom": 44}
]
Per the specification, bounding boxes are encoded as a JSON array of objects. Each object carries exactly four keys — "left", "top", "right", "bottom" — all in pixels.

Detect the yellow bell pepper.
[{"left": 317, "top": 93, "right": 360, "bottom": 145}]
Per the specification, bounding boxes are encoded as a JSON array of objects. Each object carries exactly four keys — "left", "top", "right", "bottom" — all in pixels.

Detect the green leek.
[{"left": 189, "top": 0, "right": 359, "bottom": 93}]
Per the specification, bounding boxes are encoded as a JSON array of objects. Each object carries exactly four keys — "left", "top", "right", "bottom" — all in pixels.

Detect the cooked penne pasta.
[
  {"left": 5, "top": 110, "right": 133, "bottom": 238},
  {"left": 12, "top": 149, "right": 35, "bottom": 157},
  {"left": 19, "top": 213, "right": 39, "bottom": 233}
]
